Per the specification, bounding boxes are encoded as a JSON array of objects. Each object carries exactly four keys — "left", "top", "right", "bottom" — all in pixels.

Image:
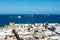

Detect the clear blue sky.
[{"left": 0, "top": 0, "right": 60, "bottom": 14}]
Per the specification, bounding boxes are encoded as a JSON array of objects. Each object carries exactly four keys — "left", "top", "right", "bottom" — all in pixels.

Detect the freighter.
[{"left": 0, "top": 22, "right": 60, "bottom": 40}]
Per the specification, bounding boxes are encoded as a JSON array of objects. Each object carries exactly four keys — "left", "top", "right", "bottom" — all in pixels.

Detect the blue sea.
[{"left": 0, "top": 14, "right": 60, "bottom": 27}]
